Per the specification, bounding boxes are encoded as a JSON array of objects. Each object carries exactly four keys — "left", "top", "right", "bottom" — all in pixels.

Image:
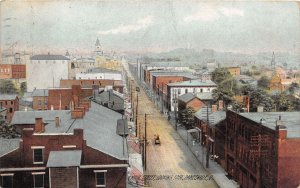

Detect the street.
[{"left": 132, "top": 82, "right": 218, "bottom": 188}]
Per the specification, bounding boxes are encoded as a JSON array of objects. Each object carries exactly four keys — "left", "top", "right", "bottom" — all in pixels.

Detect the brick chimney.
[
  {"left": 212, "top": 104, "right": 218, "bottom": 113},
  {"left": 218, "top": 100, "right": 224, "bottom": 110},
  {"left": 276, "top": 116, "right": 287, "bottom": 139},
  {"left": 55, "top": 117, "right": 60, "bottom": 127},
  {"left": 71, "top": 107, "right": 85, "bottom": 119},
  {"left": 35, "top": 118, "right": 45, "bottom": 133}
]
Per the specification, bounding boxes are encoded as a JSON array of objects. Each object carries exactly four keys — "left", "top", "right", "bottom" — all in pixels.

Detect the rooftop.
[
  {"left": 0, "top": 94, "right": 18, "bottom": 100},
  {"left": 178, "top": 93, "right": 195, "bottom": 103},
  {"left": 32, "top": 89, "right": 49, "bottom": 97},
  {"left": 150, "top": 71, "right": 197, "bottom": 79},
  {"left": 168, "top": 79, "right": 217, "bottom": 87},
  {"left": 195, "top": 92, "right": 213, "bottom": 100},
  {"left": 239, "top": 111, "right": 300, "bottom": 138},
  {"left": 47, "top": 150, "right": 82, "bottom": 167},
  {"left": 31, "top": 55, "right": 70, "bottom": 61},
  {"left": 87, "top": 68, "right": 121, "bottom": 74},
  {"left": 195, "top": 108, "right": 226, "bottom": 126},
  {"left": 11, "top": 102, "right": 128, "bottom": 160},
  {"left": 0, "top": 138, "right": 20, "bottom": 157}
]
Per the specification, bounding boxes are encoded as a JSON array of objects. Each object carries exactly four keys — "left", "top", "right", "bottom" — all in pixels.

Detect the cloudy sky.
[{"left": 0, "top": 1, "right": 300, "bottom": 55}]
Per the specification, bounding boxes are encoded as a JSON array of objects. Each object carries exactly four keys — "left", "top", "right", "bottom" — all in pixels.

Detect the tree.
[
  {"left": 288, "top": 82, "right": 300, "bottom": 94},
  {"left": 211, "top": 68, "right": 232, "bottom": 85},
  {"left": 257, "top": 76, "right": 270, "bottom": 90},
  {"left": 241, "top": 85, "right": 274, "bottom": 112},
  {"left": 272, "top": 92, "right": 295, "bottom": 111},
  {"left": 0, "top": 80, "right": 17, "bottom": 94},
  {"left": 20, "top": 82, "right": 27, "bottom": 95},
  {"left": 178, "top": 107, "right": 196, "bottom": 130}
]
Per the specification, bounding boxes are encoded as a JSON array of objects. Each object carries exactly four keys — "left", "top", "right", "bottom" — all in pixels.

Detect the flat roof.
[
  {"left": 168, "top": 79, "right": 217, "bottom": 87},
  {"left": 239, "top": 112, "right": 300, "bottom": 138}
]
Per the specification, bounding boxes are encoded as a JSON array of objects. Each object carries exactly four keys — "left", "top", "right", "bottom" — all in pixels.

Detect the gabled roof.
[
  {"left": 178, "top": 93, "right": 196, "bottom": 103},
  {"left": 0, "top": 138, "right": 20, "bottom": 157},
  {"left": 47, "top": 150, "right": 82, "bottom": 167},
  {"left": 30, "top": 55, "right": 70, "bottom": 60},
  {"left": 168, "top": 79, "right": 217, "bottom": 87},
  {"left": 195, "top": 108, "right": 226, "bottom": 126},
  {"left": 0, "top": 94, "right": 18, "bottom": 100},
  {"left": 12, "top": 102, "right": 128, "bottom": 160}
]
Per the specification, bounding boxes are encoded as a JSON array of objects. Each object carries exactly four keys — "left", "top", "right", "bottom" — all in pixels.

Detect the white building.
[
  {"left": 27, "top": 54, "right": 70, "bottom": 91},
  {"left": 76, "top": 68, "right": 122, "bottom": 80},
  {"left": 167, "top": 79, "right": 217, "bottom": 111}
]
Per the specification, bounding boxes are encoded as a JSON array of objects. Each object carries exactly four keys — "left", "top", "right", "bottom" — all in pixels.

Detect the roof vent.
[{"left": 260, "top": 118, "right": 266, "bottom": 124}]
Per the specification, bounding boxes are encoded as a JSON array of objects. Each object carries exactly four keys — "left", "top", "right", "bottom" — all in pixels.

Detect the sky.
[{"left": 0, "top": 0, "right": 300, "bottom": 55}]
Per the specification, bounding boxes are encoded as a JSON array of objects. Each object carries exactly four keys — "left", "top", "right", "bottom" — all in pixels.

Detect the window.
[
  {"left": 38, "top": 100, "right": 42, "bottom": 105},
  {"left": 177, "top": 89, "right": 181, "bottom": 95},
  {"left": 1, "top": 174, "right": 13, "bottom": 188},
  {"left": 31, "top": 147, "right": 44, "bottom": 164},
  {"left": 9, "top": 108, "right": 12, "bottom": 113},
  {"left": 33, "top": 173, "right": 44, "bottom": 188},
  {"left": 200, "top": 89, "right": 203, "bottom": 93},
  {"left": 94, "top": 170, "right": 106, "bottom": 187},
  {"left": 185, "top": 89, "right": 188, "bottom": 94},
  {"left": 10, "top": 101, "right": 13, "bottom": 105}
]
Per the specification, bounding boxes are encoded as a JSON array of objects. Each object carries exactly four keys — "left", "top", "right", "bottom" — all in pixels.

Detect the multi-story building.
[
  {"left": 150, "top": 71, "right": 198, "bottom": 91},
  {"left": 225, "top": 110, "right": 300, "bottom": 188},
  {"left": 32, "top": 89, "right": 48, "bottom": 111},
  {"left": 4, "top": 101, "right": 128, "bottom": 187},
  {"left": 27, "top": 54, "right": 70, "bottom": 91},
  {"left": 166, "top": 79, "right": 217, "bottom": 111},
  {"left": 76, "top": 68, "right": 122, "bottom": 80},
  {"left": 0, "top": 94, "right": 19, "bottom": 122},
  {"left": 47, "top": 85, "right": 93, "bottom": 110},
  {"left": 177, "top": 92, "right": 213, "bottom": 112},
  {"left": 0, "top": 64, "right": 26, "bottom": 79},
  {"left": 60, "top": 79, "right": 124, "bottom": 93}
]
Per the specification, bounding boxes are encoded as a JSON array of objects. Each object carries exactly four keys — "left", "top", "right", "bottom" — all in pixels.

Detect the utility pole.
[
  {"left": 161, "top": 83, "right": 164, "bottom": 113},
  {"left": 175, "top": 91, "right": 178, "bottom": 131},
  {"left": 135, "top": 91, "right": 138, "bottom": 133},
  {"left": 206, "top": 105, "right": 210, "bottom": 168},
  {"left": 144, "top": 113, "right": 147, "bottom": 170}
]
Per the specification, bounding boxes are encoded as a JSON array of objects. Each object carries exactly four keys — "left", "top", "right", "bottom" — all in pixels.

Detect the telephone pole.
[{"left": 144, "top": 113, "right": 147, "bottom": 170}]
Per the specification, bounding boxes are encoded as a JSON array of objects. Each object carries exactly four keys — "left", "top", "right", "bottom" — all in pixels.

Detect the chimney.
[
  {"left": 276, "top": 118, "right": 287, "bottom": 139},
  {"left": 257, "top": 106, "right": 264, "bottom": 112},
  {"left": 55, "top": 117, "right": 60, "bottom": 127},
  {"left": 218, "top": 100, "right": 224, "bottom": 110},
  {"left": 212, "top": 104, "right": 218, "bottom": 113},
  {"left": 35, "top": 118, "right": 45, "bottom": 133}
]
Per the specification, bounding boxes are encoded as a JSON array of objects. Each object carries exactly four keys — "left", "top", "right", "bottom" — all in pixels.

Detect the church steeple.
[{"left": 95, "top": 38, "right": 103, "bottom": 56}]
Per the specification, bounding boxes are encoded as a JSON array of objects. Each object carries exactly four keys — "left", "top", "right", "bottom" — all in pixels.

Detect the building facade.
[
  {"left": 27, "top": 55, "right": 70, "bottom": 91},
  {"left": 4, "top": 101, "right": 128, "bottom": 188},
  {"left": 225, "top": 110, "right": 300, "bottom": 188},
  {"left": 0, "top": 94, "right": 19, "bottom": 123},
  {"left": 32, "top": 89, "right": 48, "bottom": 111},
  {"left": 0, "top": 64, "right": 26, "bottom": 79}
]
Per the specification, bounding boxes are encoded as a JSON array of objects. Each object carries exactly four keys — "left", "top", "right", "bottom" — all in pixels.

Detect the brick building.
[
  {"left": 167, "top": 79, "right": 217, "bottom": 111},
  {"left": 177, "top": 93, "right": 206, "bottom": 112},
  {"left": 60, "top": 79, "right": 124, "bottom": 93},
  {"left": 32, "top": 89, "right": 48, "bottom": 110},
  {"left": 149, "top": 71, "right": 197, "bottom": 91},
  {"left": 225, "top": 110, "right": 300, "bottom": 188},
  {"left": 0, "top": 94, "right": 19, "bottom": 123},
  {"left": 3, "top": 101, "right": 128, "bottom": 188},
  {"left": 48, "top": 85, "right": 93, "bottom": 110},
  {"left": 0, "top": 64, "right": 26, "bottom": 79}
]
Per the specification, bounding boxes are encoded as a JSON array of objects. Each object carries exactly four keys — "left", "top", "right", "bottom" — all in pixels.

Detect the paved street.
[{"left": 131, "top": 83, "right": 218, "bottom": 188}]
